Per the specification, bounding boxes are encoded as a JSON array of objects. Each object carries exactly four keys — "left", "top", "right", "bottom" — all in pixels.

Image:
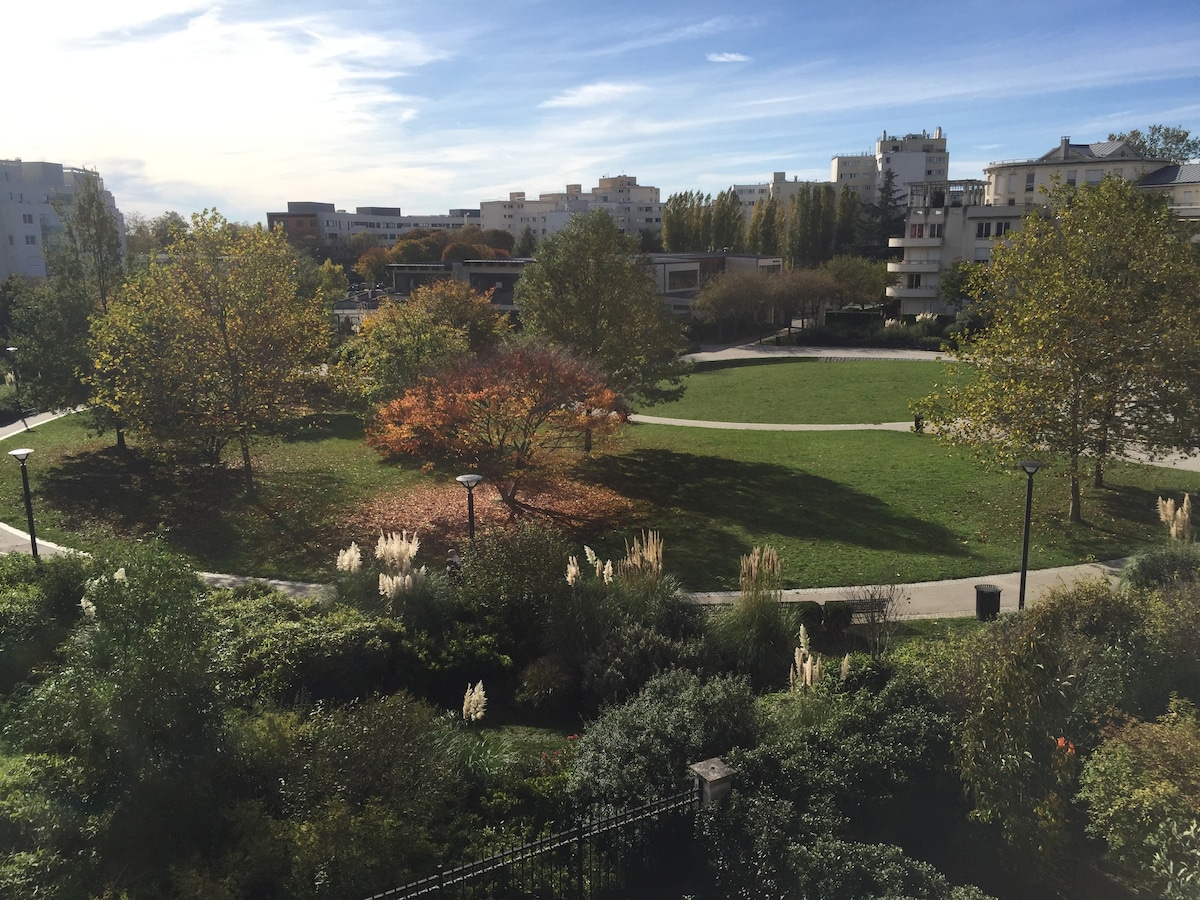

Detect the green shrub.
[
  {"left": 458, "top": 522, "right": 572, "bottom": 667},
  {"left": 1122, "top": 544, "right": 1200, "bottom": 590},
  {"left": 794, "top": 600, "right": 824, "bottom": 631},
  {"left": 822, "top": 600, "right": 853, "bottom": 635},
  {"left": 568, "top": 670, "right": 757, "bottom": 807},
  {"left": 1078, "top": 697, "right": 1200, "bottom": 893}
]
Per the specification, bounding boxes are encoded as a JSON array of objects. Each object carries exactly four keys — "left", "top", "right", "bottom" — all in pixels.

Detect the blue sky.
[{"left": 9, "top": 0, "right": 1200, "bottom": 224}]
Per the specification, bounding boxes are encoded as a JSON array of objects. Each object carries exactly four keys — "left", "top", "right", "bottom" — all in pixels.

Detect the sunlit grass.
[{"left": 638, "top": 358, "right": 948, "bottom": 424}]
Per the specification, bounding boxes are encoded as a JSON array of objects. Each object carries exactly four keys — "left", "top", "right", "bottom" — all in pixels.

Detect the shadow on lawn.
[
  {"left": 582, "top": 448, "right": 968, "bottom": 557},
  {"left": 35, "top": 444, "right": 341, "bottom": 574}
]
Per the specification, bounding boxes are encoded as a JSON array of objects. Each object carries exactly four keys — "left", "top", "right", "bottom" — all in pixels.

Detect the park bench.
[{"left": 846, "top": 597, "right": 889, "bottom": 623}]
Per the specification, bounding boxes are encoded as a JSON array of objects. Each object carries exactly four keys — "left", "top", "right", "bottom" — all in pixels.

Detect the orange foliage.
[
  {"left": 342, "top": 476, "right": 645, "bottom": 555},
  {"left": 366, "top": 346, "right": 625, "bottom": 511}
]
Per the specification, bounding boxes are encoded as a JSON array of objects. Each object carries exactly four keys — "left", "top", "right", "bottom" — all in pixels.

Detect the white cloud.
[
  {"left": 539, "top": 82, "right": 647, "bottom": 109},
  {"left": 708, "top": 52, "right": 750, "bottom": 63}
]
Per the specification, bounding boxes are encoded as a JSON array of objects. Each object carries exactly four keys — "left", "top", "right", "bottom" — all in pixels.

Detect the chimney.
[{"left": 1060, "top": 136, "right": 1070, "bottom": 160}]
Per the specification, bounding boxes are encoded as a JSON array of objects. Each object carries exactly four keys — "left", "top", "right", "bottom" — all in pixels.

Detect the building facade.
[
  {"left": 0, "top": 160, "right": 124, "bottom": 280},
  {"left": 888, "top": 135, "right": 1191, "bottom": 316},
  {"left": 831, "top": 128, "right": 948, "bottom": 208},
  {"left": 266, "top": 201, "right": 481, "bottom": 248},
  {"left": 984, "top": 136, "right": 1166, "bottom": 206},
  {"left": 479, "top": 175, "right": 661, "bottom": 240}
]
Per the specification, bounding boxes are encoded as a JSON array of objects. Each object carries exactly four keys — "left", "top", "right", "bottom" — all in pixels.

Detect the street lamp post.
[
  {"left": 8, "top": 448, "right": 38, "bottom": 559},
  {"left": 455, "top": 474, "right": 483, "bottom": 541},
  {"left": 1018, "top": 460, "right": 1044, "bottom": 611}
]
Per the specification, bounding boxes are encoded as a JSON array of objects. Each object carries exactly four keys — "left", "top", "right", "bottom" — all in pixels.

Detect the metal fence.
[{"left": 364, "top": 785, "right": 701, "bottom": 900}]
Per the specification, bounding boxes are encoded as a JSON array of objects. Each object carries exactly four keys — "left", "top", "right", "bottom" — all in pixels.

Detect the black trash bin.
[{"left": 975, "top": 584, "right": 1001, "bottom": 621}]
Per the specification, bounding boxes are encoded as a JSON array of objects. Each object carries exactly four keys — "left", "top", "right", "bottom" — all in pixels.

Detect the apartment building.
[
  {"left": 266, "top": 201, "right": 481, "bottom": 248},
  {"left": 480, "top": 175, "right": 661, "bottom": 240},
  {"left": 985, "top": 136, "right": 1166, "bottom": 206},
  {"left": 832, "top": 128, "right": 949, "bottom": 207},
  {"left": 0, "top": 159, "right": 124, "bottom": 280},
  {"left": 888, "top": 135, "right": 1191, "bottom": 316}
]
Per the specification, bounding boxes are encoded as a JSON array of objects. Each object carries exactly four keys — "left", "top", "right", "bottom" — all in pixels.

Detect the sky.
[{"left": 8, "top": 0, "right": 1200, "bottom": 225}]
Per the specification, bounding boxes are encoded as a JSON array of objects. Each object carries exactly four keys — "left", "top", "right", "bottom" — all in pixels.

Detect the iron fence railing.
[{"left": 364, "top": 784, "right": 701, "bottom": 900}]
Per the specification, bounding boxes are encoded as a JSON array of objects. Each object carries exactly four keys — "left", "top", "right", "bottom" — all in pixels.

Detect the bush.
[
  {"left": 458, "top": 521, "right": 572, "bottom": 668},
  {"left": 568, "top": 670, "right": 757, "bottom": 807},
  {"left": 1078, "top": 697, "right": 1200, "bottom": 893},
  {"left": 794, "top": 600, "right": 824, "bottom": 631},
  {"left": 822, "top": 600, "right": 853, "bottom": 635},
  {"left": 1122, "top": 544, "right": 1200, "bottom": 590}
]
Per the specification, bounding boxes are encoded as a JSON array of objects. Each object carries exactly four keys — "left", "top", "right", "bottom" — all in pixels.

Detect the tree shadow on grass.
[
  {"left": 579, "top": 448, "right": 969, "bottom": 585},
  {"left": 35, "top": 445, "right": 347, "bottom": 577}
]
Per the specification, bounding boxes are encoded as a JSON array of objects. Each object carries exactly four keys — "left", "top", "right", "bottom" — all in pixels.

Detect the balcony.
[
  {"left": 889, "top": 236, "right": 942, "bottom": 248},
  {"left": 887, "top": 260, "right": 940, "bottom": 274},
  {"left": 886, "top": 286, "right": 938, "bottom": 300}
]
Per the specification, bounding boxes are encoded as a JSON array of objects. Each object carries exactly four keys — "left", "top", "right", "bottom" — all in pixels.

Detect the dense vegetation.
[{"left": 1, "top": 529, "right": 1198, "bottom": 898}]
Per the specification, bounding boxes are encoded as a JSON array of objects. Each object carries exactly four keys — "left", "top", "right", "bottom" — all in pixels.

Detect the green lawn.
[
  {"left": 640, "top": 358, "right": 948, "bottom": 424},
  {"left": 2, "top": 391, "right": 1195, "bottom": 590}
]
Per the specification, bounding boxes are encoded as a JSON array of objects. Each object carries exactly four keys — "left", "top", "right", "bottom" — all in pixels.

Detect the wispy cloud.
[
  {"left": 539, "top": 82, "right": 647, "bottom": 109},
  {"left": 708, "top": 52, "right": 750, "bottom": 63}
]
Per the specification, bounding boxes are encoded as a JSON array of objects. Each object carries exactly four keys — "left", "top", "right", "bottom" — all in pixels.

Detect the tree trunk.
[
  {"left": 1092, "top": 458, "right": 1104, "bottom": 489},
  {"left": 116, "top": 428, "right": 126, "bottom": 453},
  {"left": 1069, "top": 475, "right": 1082, "bottom": 524},
  {"left": 239, "top": 434, "right": 255, "bottom": 494}
]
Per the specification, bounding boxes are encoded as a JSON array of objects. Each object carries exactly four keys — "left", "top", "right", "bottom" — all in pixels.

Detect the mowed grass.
[
  {"left": 2, "top": 380, "right": 1195, "bottom": 589},
  {"left": 0, "top": 414, "right": 424, "bottom": 582},
  {"left": 639, "top": 358, "right": 948, "bottom": 424},
  {"left": 576, "top": 424, "right": 1199, "bottom": 591}
]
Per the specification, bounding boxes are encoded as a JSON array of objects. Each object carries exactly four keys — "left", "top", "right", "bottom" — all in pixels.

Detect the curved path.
[{"left": 2, "top": 342, "right": 1194, "bottom": 618}]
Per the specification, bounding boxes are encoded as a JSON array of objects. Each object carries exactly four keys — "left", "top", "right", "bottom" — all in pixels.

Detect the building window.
[
  {"left": 1066, "top": 170, "right": 1076, "bottom": 186},
  {"left": 1025, "top": 173, "right": 1035, "bottom": 193},
  {"left": 909, "top": 224, "right": 924, "bottom": 238},
  {"left": 906, "top": 274, "right": 922, "bottom": 289},
  {"left": 929, "top": 224, "right": 944, "bottom": 238},
  {"left": 668, "top": 269, "right": 699, "bottom": 290},
  {"left": 1085, "top": 169, "right": 1102, "bottom": 186},
  {"left": 995, "top": 221, "right": 1011, "bottom": 236},
  {"left": 976, "top": 222, "right": 992, "bottom": 239},
  {"left": 25, "top": 235, "right": 37, "bottom": 245},
  {"left": 21, "top": 213, "right": 33, "bottom": 224}
]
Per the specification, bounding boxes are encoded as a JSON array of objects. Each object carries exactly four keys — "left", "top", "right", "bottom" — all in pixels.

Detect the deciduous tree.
[
  {"left": 913, "top": 176, "right": 1200, "bottom": 522},
  {"left": 366, "top": 344, "right": 623, "bottom": 513},
  {"left": 90, "top": 210, "right": 329, "bottom": 489},
  {"left": 1108, "top": 124, "right": 1200, "bottom": 164},
  {"left": 514, "top": 209, "right": 686, "bottom": 405}
]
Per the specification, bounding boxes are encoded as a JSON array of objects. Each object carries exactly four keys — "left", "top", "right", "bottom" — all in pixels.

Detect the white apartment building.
[
  {"left": 832, "top": 128, "right": 949, "bottom": 207},
  {"left": 734, "top": 172, "right": 829, "bottom": 219},
  {"left": 888, "top": 135, "right": 1190, "bottom": 316},
  {"left": 480, "top": 175, "right": 661, "bottom": 240},
  {"left": 266, "top": 202, "right": 481, "bottom": 247},
  {"left": 0, "top": 160, "right": 124, "bottom": 280}
]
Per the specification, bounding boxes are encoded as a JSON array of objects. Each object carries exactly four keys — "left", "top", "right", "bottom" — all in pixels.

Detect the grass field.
[
  {"left": 638, "top": 358, "right": 949, "bottom": 424},
  {"left": 2, "top": 405, "right": 1194, "bottom": 591}
]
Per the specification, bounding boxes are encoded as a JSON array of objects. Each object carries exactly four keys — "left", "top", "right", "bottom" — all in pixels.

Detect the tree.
[
  {"left": 366, "top": 344, "right": 623, "bottom": 513},
  {"left": 820, "top": 255, "right": 895, "bottom": 308},
  {"left": 337, "top": 280, "right": 505, "bottom": 405},
  {"left": 710, "top": 187, "right": 745, "bottom": 252},
  {"left": 90, "top": 210, "right": 329, "bottom": 489},
  {"left": 514, "top": 225, "right": 538, "bottom": 257},
  {"left": 936, "top": 259, "right": 976, "bottom": 312},
  {"left": 354, "top": 246, "right": 392, "bottom": 286},
  {"left": 913, "top": 177, "right": 1200, "bottom": 522},
  {"left": 514, "top": 209, "right": 686, "bottom": 405},
  {"left": 860, "top": 168, "right": 905, "bottom": 257},
  {"left": 1108, "top": 125, "right": 1200, "bottom": 164}
]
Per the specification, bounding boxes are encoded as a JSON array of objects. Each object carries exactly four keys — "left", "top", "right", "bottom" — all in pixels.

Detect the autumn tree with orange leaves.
[{"left": 366, "top": 344, "right": 624, "bottom": 513}]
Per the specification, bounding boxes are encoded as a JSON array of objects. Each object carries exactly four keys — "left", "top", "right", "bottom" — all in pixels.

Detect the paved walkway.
[{"left": 0, "top": 361, "right": 1193, "bottom": 619}]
